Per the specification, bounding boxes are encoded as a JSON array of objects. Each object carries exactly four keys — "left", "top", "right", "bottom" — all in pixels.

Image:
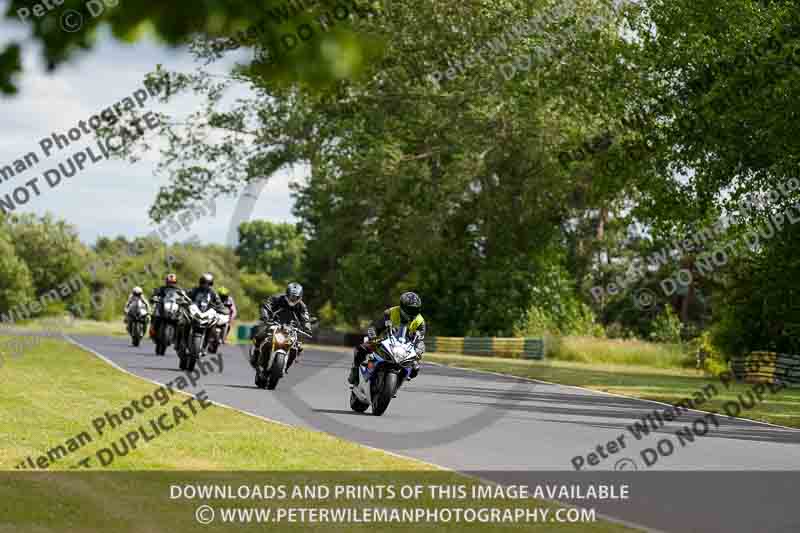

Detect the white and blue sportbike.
[{"left": 349, "top": 323, "right": 420, "bottom": 416}]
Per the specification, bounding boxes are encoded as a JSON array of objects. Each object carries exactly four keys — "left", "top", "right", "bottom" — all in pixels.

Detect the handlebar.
[{"left": 268, "top": 321, "right": 313, "bottom": 338}]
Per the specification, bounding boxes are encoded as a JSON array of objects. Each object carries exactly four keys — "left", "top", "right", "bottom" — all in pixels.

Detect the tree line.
[{"left": 4, "top": 0, "right": 800, "bottom": 359}]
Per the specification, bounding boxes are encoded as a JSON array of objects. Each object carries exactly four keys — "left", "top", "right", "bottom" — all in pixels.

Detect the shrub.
[
  {"left": 515, "top": 301, "right": 605, "bottom": 338},
  {"left": 649, "top": 306, "right": 682, "bottom": 344},
  {"left": 687, "top": 329, "right": 729, "bottom": 375}
]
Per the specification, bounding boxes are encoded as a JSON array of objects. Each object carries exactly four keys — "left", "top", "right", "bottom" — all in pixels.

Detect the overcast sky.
[{"left": 0, "top": 7, "right": 299, "bottom": 246}]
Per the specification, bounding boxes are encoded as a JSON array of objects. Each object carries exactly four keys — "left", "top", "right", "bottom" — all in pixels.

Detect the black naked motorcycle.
[
  {"left": 253, "top": 320, "right": 312, "bottom": 390},
  {"left": 151, "top": 287, "right": 183, "bottom": 356}
]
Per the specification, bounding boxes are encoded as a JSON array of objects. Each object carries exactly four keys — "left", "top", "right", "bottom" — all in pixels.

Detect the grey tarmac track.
[{"left": 62, "top": 335, "right": 800, "bottom": 532}]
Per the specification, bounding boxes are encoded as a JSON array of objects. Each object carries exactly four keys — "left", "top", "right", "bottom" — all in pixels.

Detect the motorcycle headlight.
[
  {"left": 393, "top": 346, "right": 409, "bottom": 361},
  {"left": 274, "top": 332, "right": 287, "bottom": 345}
]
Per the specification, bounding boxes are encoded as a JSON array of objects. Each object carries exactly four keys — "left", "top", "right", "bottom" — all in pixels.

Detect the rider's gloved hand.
[
  {"left": 367, "top": 326, "right": 377, "bottom": 340},
  {"left": 304, "top": 322, "right": 312, "bottom": 332},
  {"left": 415, "top": 340, "right": 425, "bottom": 359}
]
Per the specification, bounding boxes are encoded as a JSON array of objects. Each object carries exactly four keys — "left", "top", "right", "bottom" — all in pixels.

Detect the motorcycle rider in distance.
[
  {"left": 250, "top": 282, "right": 312, "bottom": 370},
  {"left": 217, "top": 286, "right": 237, "bottom": 344},
  {"left": 348, "top": 292, "right": 426, "bottom": 386},
  {"left": 179, "top": 273, "right": 226, "bottom": 350},
  {"left": 150, "top": 273, "right": 181, "bottom": 339},
  {"left": 124, "top": 286, "right": 150, "bottom": 333},
  {"left": 188, "top": 273, "right": 223, "bottom": 307}
]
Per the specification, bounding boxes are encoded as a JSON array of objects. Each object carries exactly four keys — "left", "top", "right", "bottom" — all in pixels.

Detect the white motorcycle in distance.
[
  {"left": 178, "top": 293, "right": 229, "bottom": 372},
  {"left": 126, "top": 300, "right": 150, "bottom": 347},
  {"left": 350, "top": 323, "right": 421, "bottom": 416}
]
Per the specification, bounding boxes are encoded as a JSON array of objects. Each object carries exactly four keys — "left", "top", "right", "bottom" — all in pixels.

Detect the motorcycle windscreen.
[
  {"left": 194, "top": 292, "right": 212, "bottom": 312},
  {"left": 377, "top": 338, "right": 395, "bottom": 361}
]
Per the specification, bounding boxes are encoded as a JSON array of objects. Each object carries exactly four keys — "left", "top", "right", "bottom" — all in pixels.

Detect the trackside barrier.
[
  {"left": 731, "top": 351, "right": 800, "bottom": 387},
  {"left": 427, "top": 337, "right": 545, "bottom": 360},
  {"left": 236, "top": 325, "right": 545, "bottom": 359}
]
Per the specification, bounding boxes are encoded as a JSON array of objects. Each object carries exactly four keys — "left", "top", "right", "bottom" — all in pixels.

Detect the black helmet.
[
  {"left": 199, "top": 273, "right": 214, "bottom": 288},
  {"left": 399, "top": 292, "right": 422, "bottom": 321},
  {"left": 286, "top": 282, "right": 303, "bottom": 306}
]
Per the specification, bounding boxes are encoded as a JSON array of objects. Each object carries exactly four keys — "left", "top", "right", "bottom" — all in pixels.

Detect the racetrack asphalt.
[{"left": 63, "top": 335, "right": 800, "bottom": 532}]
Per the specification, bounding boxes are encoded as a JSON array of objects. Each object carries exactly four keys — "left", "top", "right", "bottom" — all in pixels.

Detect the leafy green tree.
[
  {"left": 1, "top": 0, "right": 388, "bottom": 95},
  {"left": 4, "top": 214, "right": 88, "bottom": 297},
  {"left": 613, "top": 0, "right": 800, "bottom": 349},
  {"left": 125, "top": 0, "right": 636, "bottom": 334},
  {"left": 236, "top": 221, "right": 305, "bottom": 281},
  {"left": 0, "top": 232, "right": 34, "bottom": 316},
  {"left": 514, "top": 261, "right": 604, "bottom": 337},
  {"left": 239, "top": 272, "right": 281, "bottom": 312}
]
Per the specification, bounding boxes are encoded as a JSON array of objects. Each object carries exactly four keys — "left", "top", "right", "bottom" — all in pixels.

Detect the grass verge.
[
  {"left": 1, "top": 317, "right": 127, "bottom": 337},
  {"left": 427, "top": 353, "right": 800, "bottom": 428},
  {"left": 546, "top": 336, "right": 690, "bottom": 368},
  {"left": 0, "top": 335, "right": 427, "bottom": 471},
  {"left": 0, "top": 335, "right": 636, "bottom": 532}
]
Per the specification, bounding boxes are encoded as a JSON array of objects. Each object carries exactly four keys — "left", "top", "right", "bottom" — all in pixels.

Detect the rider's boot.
[{"left": 348, "top": 364, "right": 359, "bottom": 386}]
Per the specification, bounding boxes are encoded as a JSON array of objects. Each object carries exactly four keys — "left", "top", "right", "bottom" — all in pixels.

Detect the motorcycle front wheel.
[
  {"left": 371, "top": 371, "right": 398, "bottom": 416},
  {"left": 132, "top": 322, "right": 143, "bottom": 347},
  {"left": 255, "top": 369, "right": 268, "bottom": 389},
  {"left": 164, "top": 324, "right": 175, "bottom": 345},
  {"left": 266, "top": 351, "right": 286, "bottom": 390},
  {"left": 349, "top": 391, "right": 369, "bottom": 413}
]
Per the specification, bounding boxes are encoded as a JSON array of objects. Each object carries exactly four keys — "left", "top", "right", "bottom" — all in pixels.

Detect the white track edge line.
[
  {"left": 64, "top": 335, "right": 657, "bottom": 533},
  {"left": 424, "top": 358, "right": 800, "bottom": 432}
]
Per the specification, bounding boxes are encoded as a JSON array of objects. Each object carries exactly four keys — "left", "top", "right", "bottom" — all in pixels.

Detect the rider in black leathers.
[
  {"left": 250, "top": 282, "right": 312, "bottom": 369},
  {"left": 150, "top": 273, "right": 181, "bottom": 339},
  {"left": 179, "top": 273, "right": 226, "bottom": 349}
]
